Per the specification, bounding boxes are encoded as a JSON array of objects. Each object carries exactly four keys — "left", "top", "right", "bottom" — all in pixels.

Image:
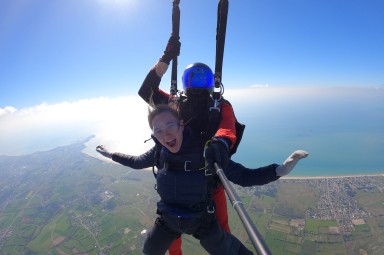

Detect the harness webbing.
[
  {"left": 168, "top": 0, "right": 229, "bottom": 100},
  {"left": 170, "top": 0, "right": 180, "bottom": 97},
  {"left": 213, "top": 0, "right": 229, "bottom": 102}
]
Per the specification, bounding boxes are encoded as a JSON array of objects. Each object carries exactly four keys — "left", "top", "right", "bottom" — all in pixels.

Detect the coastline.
[{"left": 281, "top": 173, "right": 384, "bottom": 180}]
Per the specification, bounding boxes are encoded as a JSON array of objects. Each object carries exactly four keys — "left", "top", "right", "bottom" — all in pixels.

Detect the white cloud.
[
  {"left": 0, "top": 96, "right": 154, "bottom": 157},
  {"left": 0, "top": 87, "right": 280, "bottom": 156},
  {"left": 250, "top": 83, "right": 270, "bottom": 88},
  {"left": 0, "top": 87, "right": 328, "bottom": 156},
  {"left": 0, "top": 106, "right": 17, "bottom": 116}
]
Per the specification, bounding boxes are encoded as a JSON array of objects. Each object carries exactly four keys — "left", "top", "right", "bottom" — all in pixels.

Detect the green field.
[{"left": 1, "top": 142, "right": 384, "bottom": 254}]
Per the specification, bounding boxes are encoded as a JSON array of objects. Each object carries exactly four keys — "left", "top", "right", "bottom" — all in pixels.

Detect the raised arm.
[
  {"left": 138, "top": 35, "right": 180, "bottom": 106},
  {"left": 138, "top": 67, "right": 169, "bottom": 106}
]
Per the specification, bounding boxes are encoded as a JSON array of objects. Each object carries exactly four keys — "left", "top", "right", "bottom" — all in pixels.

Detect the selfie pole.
[{"left": 214, "top": 162, "right": 272, "bottom": 255}]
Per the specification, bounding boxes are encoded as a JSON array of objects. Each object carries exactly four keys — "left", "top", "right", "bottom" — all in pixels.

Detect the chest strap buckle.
[
  {"left": 205, "top": 168, "right": 213, "bottom": 176},
  {"left": 184, "top": 161, "right": 191, "bottom": 171},
  {"left": 207, "top": 205, "right": 215, "bottom": 214}
]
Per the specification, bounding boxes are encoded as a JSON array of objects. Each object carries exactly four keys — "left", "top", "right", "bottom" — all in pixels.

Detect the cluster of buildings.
[{"left": 237, "top": 175, "right": 384, "bottom": 233}]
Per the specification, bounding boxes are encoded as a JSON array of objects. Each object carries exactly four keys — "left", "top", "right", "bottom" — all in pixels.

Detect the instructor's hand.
[
  {"left": 96, "top": 145, "right": 112, "bottom": 159},
  {"left": 159, "top": 35, "right": 181, "bottom": 65},
  {"left": 204, "top": 138, "right": 229, "bottom": 174}
]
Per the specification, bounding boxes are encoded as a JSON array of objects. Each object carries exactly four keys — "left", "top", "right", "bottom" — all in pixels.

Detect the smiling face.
[{"left": 151, "top": 111, "right": 184, "bottom": 153}]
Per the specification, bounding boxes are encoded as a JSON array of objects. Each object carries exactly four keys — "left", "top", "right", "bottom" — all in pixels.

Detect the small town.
[{"left": 238, "top": 175, "right": 384, "bottom": 234}]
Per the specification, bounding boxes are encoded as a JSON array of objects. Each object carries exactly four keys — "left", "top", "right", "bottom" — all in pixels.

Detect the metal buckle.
[
  {"left": 207, "top": 205, "right": 215, "bottom": 214},
  {"left": 205, "top": 168, "right": 213, "bottom": 176},
  {"left": 209, "top": 106, "right": 221, "bottom": 113},
  {"left": 184, "top": 161, "right": 191, "bottom": 171}
]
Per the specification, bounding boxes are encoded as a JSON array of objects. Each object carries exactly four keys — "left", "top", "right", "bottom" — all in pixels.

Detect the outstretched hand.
[
  {"left": 96, "top": 145, "right": 112, "bottom": 159},
  {"left": 276, "top": 150, "right": 309, "bottom": 176}
]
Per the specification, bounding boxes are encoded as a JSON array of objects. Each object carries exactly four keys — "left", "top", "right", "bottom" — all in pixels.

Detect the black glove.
[
  {"left": 96, "top": 145, "right": 112, "bottom": 159},
  {"left": 159, "top": 35, "right": 181, "bottom": 65},
  {"left": 204, "top": 138, "right": 230, "bottom": 174}
]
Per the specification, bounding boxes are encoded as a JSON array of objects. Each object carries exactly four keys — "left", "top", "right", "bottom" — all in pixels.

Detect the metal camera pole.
[{"left": 214, "top": 162, "right": 272, "bottom": 255}]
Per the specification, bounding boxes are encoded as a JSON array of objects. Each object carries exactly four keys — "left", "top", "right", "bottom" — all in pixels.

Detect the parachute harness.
[{"left": 168, "top": 0, "right": 228, "bottom": 105}]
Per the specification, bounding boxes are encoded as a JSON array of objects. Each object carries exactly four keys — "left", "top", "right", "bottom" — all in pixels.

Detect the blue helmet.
[{"left": 182, "top": 63, "right": 214, "bottom": 93}]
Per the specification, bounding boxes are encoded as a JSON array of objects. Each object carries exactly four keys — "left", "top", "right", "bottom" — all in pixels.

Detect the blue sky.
[{"left": 1, "top": 0, "right": 383, "bottom": 109}]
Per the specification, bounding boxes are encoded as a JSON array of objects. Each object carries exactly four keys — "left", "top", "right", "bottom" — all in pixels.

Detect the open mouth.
[{"left": 166, "top": 139, "right": 177, "bottom": 148}]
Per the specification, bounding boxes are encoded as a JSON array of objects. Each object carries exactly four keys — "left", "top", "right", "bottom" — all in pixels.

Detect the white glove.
[
  {"left": 96, "top": 145, "right": 112, "bottom": 159},
  {"left": 276, "top": 150, "right": 309, "bottom": 177}
]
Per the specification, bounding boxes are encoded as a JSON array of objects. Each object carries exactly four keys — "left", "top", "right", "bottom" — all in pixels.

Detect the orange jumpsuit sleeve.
[{"left": 214, "top": 101, "right": 237, "bottom": 149}]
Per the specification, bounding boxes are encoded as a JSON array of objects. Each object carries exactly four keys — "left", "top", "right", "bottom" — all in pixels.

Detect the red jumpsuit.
[{"left": 139, "top": 66, "right": 237, "bottom": 255}]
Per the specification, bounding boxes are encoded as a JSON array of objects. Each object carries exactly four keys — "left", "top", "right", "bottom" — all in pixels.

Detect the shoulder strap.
[
  {"left": 207, "top": 99, "right": 246, "bottom": 156},
  {"left": 206, "top": 99, "right": 222, "bottom": 140},
  {"left": 152, "top": 140, "right": 163, "bottom": 178}
]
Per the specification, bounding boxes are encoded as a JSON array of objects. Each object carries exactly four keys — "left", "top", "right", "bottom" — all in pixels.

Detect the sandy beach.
[{"left": 281, "top": 173, "right": 384, "bottom": 180}]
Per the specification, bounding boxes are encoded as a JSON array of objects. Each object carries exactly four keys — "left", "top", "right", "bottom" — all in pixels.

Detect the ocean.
[{"left": 227, "top": 87, "right": 384, "bottom": 177}]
